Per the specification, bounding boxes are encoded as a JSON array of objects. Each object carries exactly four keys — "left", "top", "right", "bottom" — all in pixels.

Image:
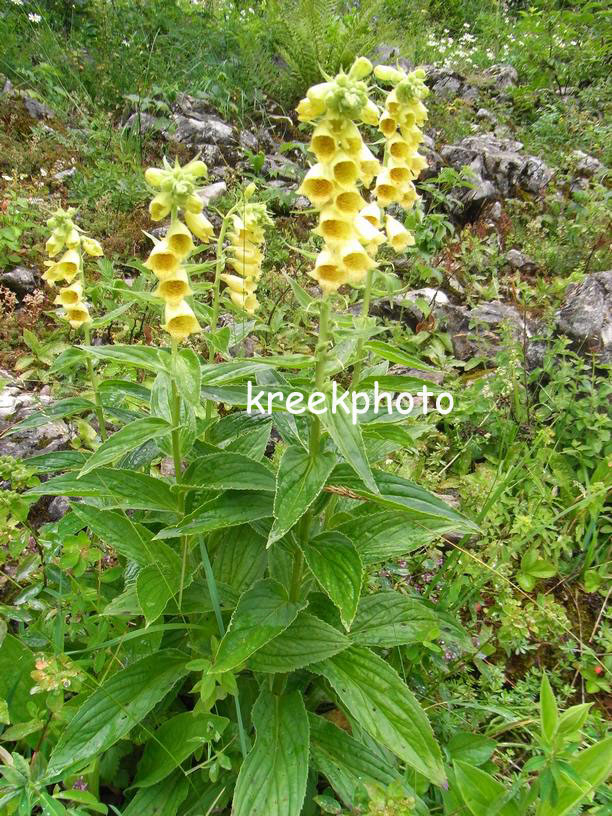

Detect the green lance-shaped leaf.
[
  {"left": 46, "top": 650, "right": 189, "bottom": 779},
  {"left": 314, "top": 646, "right": 446, "bottom": 786},
  {"left": 309, "top": 713, "right": 400, "bottom": 808},
  {"left": 133, "top": 711, "right": 228, "bottom": 788},
  {"left": 539, "top": 673, "right": 558, "bottom": 745},
  {"left": 71, "top": 505, "right": 159, "bottom": 566},
  {"left": 6, "top": 397, "right": 95, "bottom": 434},
  {"left": 301, "top": 531, "right": 363, "bottom": 630},
  {"left": 155, "top": 490, "right": 273, "bottom": 539},
  {"left": 212, "top": 524, "right": 267, "bottom": 594},
  {"left": 213, "top": 579, "right": 306, "bottom": 673},
  {"left": 173, "top": 347, "right": 201, "bottom": 407},
  {"left": 121, "top": 770, "right": 189, "bottom": 816},
  {"left": 268, "top": 445, "right": 336, "bottom": 546},
  {"left": 82, "top": 343, "right": 171, "bottom": 374},
  {"left": 249, "top": 611, "right": 350, "bottom": 673},
  {"left": 233, "top": 690, "right": 309, "bottom": 816},
  {"left": 184, "top": 452, "right": 276, "bottom": 493},
  {"left": 321, "top": 395, "right": 378, "bottom": 494},
  {"left": 26, "top": 468, "right": 177, "bottom": 512},
  {"left": 78, "top": 417, "right": 171, "bottom": 476},
  {"left": 349, "top": 592, "right": 440, "bottom": 647},
  {"left": 537, "top": 737, "right": 612, "bottom": 816},
  {"left": 453, "top": 761, "right": 521, "bottom": 816}
]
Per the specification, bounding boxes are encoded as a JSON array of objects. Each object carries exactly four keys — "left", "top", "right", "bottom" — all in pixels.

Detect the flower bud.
[
  {"left": 81, "top": 237, "right": 104, "bottom": 257},
  {"left": 145, "top": 167, "right": 166, "bottom": 187},
  {"left": 184, "top": 210, "right": 214, "bottom": 242},
  {"left": 349, "top": 56, "right": 373, "bottom": 80},
  {"left": 244, "top": 182, "right": 256, "bottom": 200},
  {"left": 386, "top": 215, "right": 415, "bottom": 251},
  {"left": 374, "top": 64, "right": 405, "bottom": 84},
  {"left": 149, "top": 192, "right": 173, "bottom": 222}
]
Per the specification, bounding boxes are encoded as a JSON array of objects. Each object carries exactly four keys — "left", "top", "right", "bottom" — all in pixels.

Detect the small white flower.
[
  {"left": 11, "top": 0, "right": 24, "bottom": 5},
  {"left": 28, "top": 13, "right": 42, "bottom": 22},
  {"left": 40, "top": 168, "right": 48, "bottom": 177}
]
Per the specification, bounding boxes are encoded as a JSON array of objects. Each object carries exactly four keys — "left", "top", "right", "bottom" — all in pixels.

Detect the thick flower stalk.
[
  {"left": 222, "top": 197, "right": 273, "bottom": 316},
  {"left": 144, "top": 157, "right": 214, "bottom": 344},
  {"left": 42, "top": 208, "right": 107, "bottom": 439},
  {"left": 296, "top": 57, "right": 385, "bottom": 294}
]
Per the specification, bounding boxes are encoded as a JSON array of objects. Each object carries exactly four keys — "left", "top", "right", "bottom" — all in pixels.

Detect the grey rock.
[
  {"left": 239, "top": 129, "right": 259, "bottom": 152},
  {"left": 22, "top": 95, "right": 55, "bottom": 120},
  {"left": 440, "top": 300, "right": 536, "bottom": 363},
  {"left": 426, "top": 67, "right": 478, "bottom": 101},
  {"left": 2, "top": 77, "right": 13, "bottom": 95},
  {"left": 555, "top": 271, "right": 612, "bottom": 362},
  {"left": 476, "top": 108, "right": 498, "bottom": 126},
  {"left": 53, "top": 167, "right": 77, "bottom": 182},
  {"left": 0, "top": 420, "right": 71, "bottom": 460},
  {"left": 198, "top": 181, "right": 227, "bottom": 206},
  {"left": 124, "top": 111, "right": 159, "bottom": 134},
  {"left": 173, "top": 112, "right": 234, "bottom": 148},
  {"left": 572, "top": 150, "right": 604, "bottom": 178},
  {"left": 47, "top": 496, "right": 71, "bottom": 521},
  {"left": 483, "top": 63, "right": 518, "bottom": 92},
  {"left": 0, "top": 267, "right": 37, "bottom": 298},
  {"left": 505, "top": 249, "right": 536, "bottom": 272}
]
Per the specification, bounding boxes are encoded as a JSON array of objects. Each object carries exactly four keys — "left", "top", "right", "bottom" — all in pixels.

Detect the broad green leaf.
[
  {"left": 173, "top": 348, "right": 201, "bottom": 406},
  {"left": 0, "top": 634, "right": 36, "bottom": 723},
  {"left": 226, "top": 422, "right": 272, "bottom": 460},
  {"left": 301, "top": 532, "right": 362, "bottom": 629},
  {"left": 133, "top": 711, "right": 228, "bottom": 788},
  {"left": 336, "top": 511, "right": 454, "bottom": 564},
  {"left": 447, "top": 732, "right": 496, "bottom": 767},
  {"left": 330, "top": 465, "right": 478, "bottom": 531},
  {"left": 27, "top": 469, "right": 177, "bottom": 512},
  {"left": 208, "top": 411, "right": 272, "bottom": 445},
  {"left": 349, "top": 592, "right": 440, "bottom": 647},
  {"left": 155, "top": 490, "right": 273, "bottom": 539},
  {"left": 72, "top": 505, "right": 158, "bottom": 566},
  {"left": 54, "top": 789, "right": 108, "bottom": 814},
  {"left": 213, "top": 579, "right": 306, "bottom": 673},
  {"left": 79, "top": 417, "right": 171, "bottom": 476},
  {"left": 39, "top": 793, "right": 68, "bottom": 815},
  {"left": 233, "top": 690, "right": 309, "bottom": 816},
  {"left": 83, "top": 344, "right": 170, "bottom": 374},
  {"left": 539, "top": 673, "right": 558, "bottom": 744},
  {"left": 537, "top": 737, "right": 612, "bottom": 816},
  {"left": 7, "top": 397, "right": 95, "bottom": 433},
  {"left": 46, "top": 650, "right": 189, "bottom": 779},
  {"left": 97, "top": 379, "right": 151, "bottom": 403},
  {"left": 184, "top": 452, "right": 275, "bottom": 493},
  {"left": 24, "top": 450, "right": 88, "bottom": 473},
  {"left": 363, "top": 340, "right": 437, "bottom": 371},
  {"left": 315, "top": 646, "right": 446, "bottom": 786},
  {"left": 268, "top": 446, "right": 336, "bottom": 546},
  {"left": 249, "top": 612, "right": 350, "bottom": 673},
  {"left": 454, "top": 761, "right": 520, "bottom": 816},
  {"left": 309, "top": 714, "right": 399, "bottom": 808},
  {"left": 136, "top": 562, "right": 182, "bottom": 626},
  {"left": 212, "top": 525, "right": 267, "bottom": 593},
  {"left": 121, "top": 771, "right": 189, "bottom": 816},
  {"left": 321, "top": 399, "right": 378, "bottom": 494}
]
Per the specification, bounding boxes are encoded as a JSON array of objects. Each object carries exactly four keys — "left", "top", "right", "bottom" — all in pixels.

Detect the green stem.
[
  {"left": 199, "top": 536, "right": 248, "bottom": 759},
  {"left": 350, "top": 266, "right": 374, "bottom": 389},
  {"left": 83, "top": 325, "right": 108, "bottom": 442},
  {"left": 309, "top": 295, "right": 331, "bottom": 459},
  {"left": 170, "top": 340, "right": 189, "bottom": 608}
]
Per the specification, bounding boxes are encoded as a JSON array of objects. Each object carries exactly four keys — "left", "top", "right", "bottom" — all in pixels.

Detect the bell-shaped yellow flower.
[
  {"left": 334, "top": 189, "right": 366, "bottom": 216},
  {"left": 66, "top": 303, "right": 91, "bottom": 329},
  {"left": 330, "top": 153, "right": 360, "bottom": 187},
  {"left": 340, "top": 239, "right": 376, "bottom": 276},
  {"left": 349, "top": 56, "right": 373, "bottom": 80},
  {"left": 354, "top": 214, "right": 385, "bottom": 247},
  {"left": 81, "top": 237, "right": 104, "bottom": 257},
  {"left": 144, "top": 241, "right": 181, "bottom": 279},
  {"left": 379, "top": 112, "right": 397, "bottom": 137},
  {"left": 298, "top": 163, "right": 335, "bottom": 206},
  {"left": 46, "top": 249, "right": 80, "bottom": 283},
  {"left": 310, "top": 126, "right": 338, "bottom": 162},
  {"left": 229, "top": 291, "right": 259, "bottom": 315},
  {"left": 221, "top": 273, "right": 257, "bottom": 295},
  {"left": 46, "top": 232, "right": 64, "bottom": 257},
  {"left": 154, "top": 268, "right": 193, "bottom": 304},
  {"left": 336, "top": 120, "right": 363, "bottom": 156},
  {"left": 409, "top": 154, "right": 428, "bottom": 174},
  {"left": 54, "top": 281, "right": 83, "bottom": 307},
  {"left": 309, "top": 249, "right": 350, "bottom": 292},
  {"left": 386, "top": 215, "right": 415, "bottom": 251},
  {"left": 145, "top": 167, "right": 166, "bottom": 187},
  {"left": 385, "top": 88, "right": 401, "bottom": 118},
  {"left": 359, "top": 99, "right": 380, "bottom": 126},
  {"left": 359, "top": 144, "right": 381, "bottom": 179},
  {"left": 296, "top": 98, "right": 322, "bottom": 122},
  {"left": 316, "top": 208, "right": 354, "bottom": 244},
  {"left": 149, "top": 192, "right": 173, "bottom": 222},
  {"left": 184, "top": 210, "right": 214, "bottom": 242},
  {"left": 359, "top": 202, "right": 383, "bottom": 228},
  {"left": 166, "top": 221, "right": 194, "bottom": 259},
  {"left": 184, "top": 194, "right": 204, "bottom": 214},
  {"left": 163, "top": 299, "right": 201, "bottom": 342},
  {"left": 374, "top": 169, "right": 400, "bottom": 206},
  {"left": 227, "top": 259, "right": 262, "bottom": 280},
  {"left": 65, "top": 227, "right": 81, "bottom": 249},
  {"left": 388, "top": 161, "right": 413, "bottom": 187},
  {"left": 400, "top": 183, "right": 419, "bottom": 208},
  {"left": 388, "top": 136, "right": 412, "bottom": 161}
]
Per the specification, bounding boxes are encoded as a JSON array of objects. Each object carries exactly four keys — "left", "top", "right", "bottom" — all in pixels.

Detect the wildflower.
[
  {"left": 143, "top": 241, "right": 181, "bottom": 279},
  {"left": 163, "top": 299, "right": 201, "bottom": 341},
  {"left": 221, "top": 199, "right": 272, "bottom": 314},
  {"left": 66, "top": 303, "right": 91, "bottom": 329},
  {"left": 54, "top": 281, "right": 83, "bottom": 307},
  {"left": 154, "top": 268, "right": 193, "bottom": 304},
  {"left": 184, "top": 210, "right": 214, "bottom": 242},
  {"left": 28, "top": 13, "right": 42, "bottom": 23},
  {"left": 81, "top": 236, "right": 104, "bottom": 257},
  {"left": 166, "top": 221, "right": 194, "bottom": 259}
]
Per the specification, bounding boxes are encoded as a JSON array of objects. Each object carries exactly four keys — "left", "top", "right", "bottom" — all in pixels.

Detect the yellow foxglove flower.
[
  {"left": 334, "top": 189, "right": 366, "bottom": 216},
  {"left": 144, "top": 241, "right": 181, "bottom": 279},
  {"left": 359, "top": 202, "right": 383, "bottom": 228},
  {"left": 145, "top": 167, "right": 166, "bottom": 187},
  {"left": 340, "top": 239, "right": 376, "bottom": 275},
  {"left": 374, "top": 169, "right": 400, "bottom": 206},
  {"left": 66, "top": 303, "right": 91, "bottom": 329},
  {"left": 227, "top": 258, "right": 262, "bottom": 280},
  {"left": 154, "top": 268, "right": 193, "bottom": 304},
  {"left": 229, "top": 291, "right": 259, "bottom": 315},
  {"left": 230, "top": 243, "right": 263, "bottom": 264},
  {"left": 55, "top": 249, "right": 80, "bottom": 279},
  {"left": 65, "top": 227, "right": 81, "bottom": 249},
  {"left": 386, "top": 215, "right": 415, "bottom": 251},
  {"left": 385, "top": 88, "right": 401, "bottom": 117},
  {"left": 330, "top": 153, "right": 360, "bottom": 187},
  {"left": 388, "top": 161, "right": 413, "bottom": 187},
  {"left": 296, "top": 98, "right": 322, "bottom": 122},
  {"left": 400, "top": 183, "right": 419, "bottom": 208},
  {"left": 166, "top": 221, "right": 194, "bottom": 258},
  {"left": 81, "top": 236, "right": 104, "bottom": 257},
  {"left": 349, "top": 56, "right": 373, "bottom": 80},
  {"left": 374, "top": 64, "right": 405, "bottom": 84},
  {"left": 379, "top": 112, "right": 397, "bottom": 137},
  {"left": 359, "top": 99, "right": 380, "bottom": 126},
  {"left": 309, "top": 249, "right": 350, "bottom": 292},
  {"left": 388, "top": 136, "right": 411, "bottom": 161},
  {"left": 354, "top": 214, "right": 385, "bottom": 246},
  {"left": 149, "top": 192, "right": 173, "bottom": 222},
  {"left": 298, "top": 164, "right": 335, "bottom": 206},
  {"left": 336, "top": 120, "right": 363, "bottom": 156},
  {"left": 359, "top": 144, "right": 381, "bottom": 179},
  {"left": 184, "top": 159, "right": 208, "bottom": 180},
  {"left": 310, "top": 125, "right": 337, "bottom": 161},
  {"left": 409, "top": 154, "right": 428, "bottom": 174},
  {"left": 163, "top": 299, "right": 201, "bottom": 341},
  {"left": 184, "top": 210, "right": 214, "bottom": 242},
  {"left": 316, "top": 209, "right": 354, "bottom": 244},
  {"left": 221, "top": 273, "right": 257, "bottom": 295},
  {"left": 54, "top": 281, "right": 83, "bottom": 307},
  {"left": 307, "top": 81, "right": 334, "bottom": 105},
  {"left": 184, "top": 194, "right": 204, "bottom": 214},
  {"left": 46, "top": 232, "right": 64, "bottom": 257}
]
